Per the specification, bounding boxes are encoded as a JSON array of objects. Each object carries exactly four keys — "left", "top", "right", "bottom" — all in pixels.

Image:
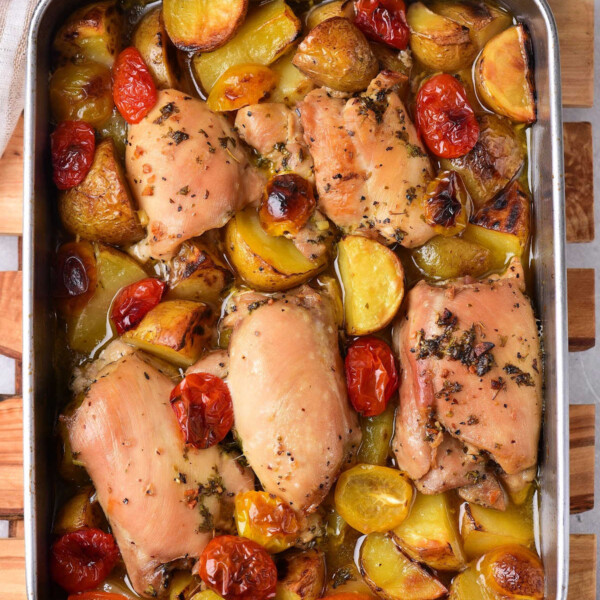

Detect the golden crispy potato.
[
  {"left": 167, "top": 240, "right": 232, "bottom": 304},
  {"left": 59, "top": 139, "right": 144, "bottom": 246},
  {"left": 270, "top": 51, "right": 315, "bottom": 106},
  {"left": 393, "top": 493, "right": 466, "bottom": 571},
  {"left": 133, "top": 7, "right": 183, "bottom": 89},
  {"left": 276, "top": 550, "right": 326, "bottom": 600},
  {"left": 225, "top": 209, "right": 330, "bottom": 292},
  {"left": 448, "top": 566, "right": 483, "bottom": 600},
  {"left": 413, "top": 235, "right": 492, "bottom": 280},
  {"left": 461, "top": 501, "right": 535, "bottom": 561},
  {"left": 193, "top": 0, "right": 302, "bottom": 92},
  {"left": 207, "top": 64, "right": 278, "bottom": 112},
  {"left": 360, "top": 532, "right": 447, "bottom": 600},
  {"left": 440, "top": 114, "right": 526, "bottom": 208},
  {"left": 49, "top": 62, "right": 113, "bottom": 127},
  {"left": 123, "top": 300, "right": 214, "bottom": 368},
  {"left": 98, "top": 107, "right": 128, "bottom": 161},
  {"left": 462, "top": 224, "right": 522, "bottom": 272},
  {"left": 357, "top": 402, "right": 395, "bottom": 466},
  {"left": 53, "top": 0, "right": 120, "bottom": 68},
  {"left": 475, "top": 25, "right": 536, "bottom": 123},
  {"left": 407, "top": 2, "right": 475, "bottom": 72},
  {"left": 306, "top": 0, "right": 354, "bottom": 30},
  {"left": 166, "top": 572, "right": 196, "bottom": 600},
  {"left": 293, "top": 17, "right": 378, "bottom": 92},
  {"left": 163, "top": 0, "right": 248, "bottom": 52},
  {"left": 53, "top": 487, "right": 104, "bottom": 535},
  {"left": 338, "top": 235, "right": 404, "bottom": 336}
]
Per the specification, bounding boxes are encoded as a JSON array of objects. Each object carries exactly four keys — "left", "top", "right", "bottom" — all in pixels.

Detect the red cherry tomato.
[
  {"left": 345, "top": 337, "right": 399, "bottom": 417},
  {"left": 355, "top": 0, "right": 410, "bottom": 50},
  {"left": 68, "top": 593, "right": 129, "bottom": 600},
  {"left": 416, "top": 74, "right": 480, "bottom": 159},
  {"left": 198, "top": 535, "right": 278, "bottom": 600},
  {"left": 110, "top": 278, "right": 166, "bottom": 335},
  {"left": 170, "top": 373, "right": 234, "bottom": 449},
  {"left": 51, "top": 121, "right": 96, "bottom": 190},
  {"left": 50, "top": 529, "right": 120, "bottom": 594},
  {"left": 112, "top": 47, "right": 157, "bottom": 124}
]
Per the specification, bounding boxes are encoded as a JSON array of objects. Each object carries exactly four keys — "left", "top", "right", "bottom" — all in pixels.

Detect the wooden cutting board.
[{"left": 0, "top": 1, "right": 596, "bottom": 598}]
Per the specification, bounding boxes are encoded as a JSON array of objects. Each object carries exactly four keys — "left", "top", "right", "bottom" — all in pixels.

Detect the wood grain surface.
[
  {"left": 570, "top": 405, "right": 596, "bottom": 514},
  {"left": 0, "top": 272, "right": 22, "bottom": 361},
  {"left": 567, "top": 269, "right": 596, "bottom": 352},
  {"left": 0, "top": 117, "right": 23, "bottom": 237},
  {"left": 0, "top": 397, "right": 23, "bottom": 519}
]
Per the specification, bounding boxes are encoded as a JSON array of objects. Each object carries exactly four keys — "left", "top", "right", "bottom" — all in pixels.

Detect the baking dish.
[{"left": 22, "top": 0, "right": 569, "bottom": 598}]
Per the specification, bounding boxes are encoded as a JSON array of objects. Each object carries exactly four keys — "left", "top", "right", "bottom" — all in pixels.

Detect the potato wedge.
[
  {"left": 54, "top": 487, "right": 104, "bottom": 535},
  {"left": 53, "top": 0, "right": 120, "bottom": 68},
  {"left": 360, "top": 533, "right": 447, "bottom": 600},
  {"left": 270, "top": 51, "right": 315, "bottom": 106},
  {"left": 462, "top": 224, "right": 522, "bottom": 272},
  {"left": 314, "top": 275, "right": 344, "bottom": 328},
  {"left": 207, "top": 64, "right": 278, "bottom": 112},
  {"left": 407, "top": 2, "right": 475, "bottom": 72},
  {"left": 306, "top": 0, "right": 355, "bottom": 31},
  {"left": 225, "top": 209, "right": 329, "bottom": 292},
  {"left": 422, "top": 171, "right": 472, "bottom": 237},
  {"left": 357, "top": 402, "right": 396, "bottom": 466},
  {"left": 59, "top": 139, "right": 144, "bottom": 246},
  {"left": 133, "top": 7, "right": 183, "bottom": 89},
  {"left": 276, "top": 550, "right": 326, "bottom": 600},
  {"left": 123, "top": 300, "right": 214, "bottom": 368},
  {"left": 448, "top": 566, "right": 484, "bottom": 600},
  {"left": 475, "top": 25, "right": 536, "bottom": 123},
  {"left": 440, "top": 114, "right": 526, "bottom": 208},
  {"left": 293, "top": 17, "right": 378, "bottom": 92},
  {"left": 167, "top": 240, "right": 232, "bottom": 304},
  {"left": 461, "top": 501, "right": 535, "bottom": 561},
  {"left": 338, "top": 235, "right": 404, "bottom": 336},
  {"left": 393, "top": 493, "right": 466, "bottom": 571},
  {"left": 193, "top": 0, "right": 301, "bottom": 92},
  {"left": 163, "top": 0, "right": 248, "bottom": 52}
]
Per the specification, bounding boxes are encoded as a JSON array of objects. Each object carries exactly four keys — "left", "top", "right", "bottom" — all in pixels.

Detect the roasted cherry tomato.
[
  {"left": 170, "top": 373, "right": 234, "bottom": 449},
  {"left": 259, "top": 174, "right": 316, "bottom": 237},
  {"left": 198, "top": 535, "right": 277, "bottom": 600},
  {"left": 355, "top": 0, "right": 410, "bottom": 51},
  {"left": 416, "top": 74, "right": 480, "bottom": 159},
  {"left": 112, "top": 47, "right": 157, "bottom": 124},
  {"left": 68, "top": 593, "right": 130, "bottom": 600},
  {"left": 51, "top": 121, "right": 96, "bottom": 190},
  {"left": 50, "top": 528, "right": 120, "bottom": 594},
  {"left": 234, "top": 491, "right": 300, "bottom": 553},
  {"left": 110, "top": 278, "right": 166, "bottom": 335},
  {"left": 345, "top": 336, "right": 399, "bottom": 417}
]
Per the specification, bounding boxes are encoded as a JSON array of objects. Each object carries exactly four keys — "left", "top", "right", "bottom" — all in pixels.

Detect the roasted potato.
[
  {"left": 193, "top": 0, "right": 302, "bottom": 92},
  {"left": 370, "top": 43, "right": 411, "bottom": 96},
  {"left": 53, "top": 487, "right": 104, "bottom": 535},
  {"left": 393, "top": 493, "right": 466, "bottom": 571},
  {"left": 98, "top": 107, "right": 128, "bottom": 160},
  {"left": 270, "top": 51, "right": 315, "bottom": 106},
  {"left": 163, "top": 0, "right": 248, "bottom": 52},
  {"left": 59, "top": 139, "right": 144, "bottom": 246},
  {"left": 167, "top": 572, "right": 197, "bottom": 600},
  {"left": 123, "top": 300, "right": 214, "bottom": 368},
  {"left": 207, "top": 64, "right": 278, "bottom": 112},
  {"left": 293, "top": 17, "right": 378, "bottom": 92},
  {"left": 413, "top": 235, "right": 492, "bottom": 280},
  {"left": 475, "top": 25, "right": 536, "bottom": 123},
  {"left": 276, "top": 550, "right": 326, "bottom": 600},
  {"left": 440, "top": 114, "right": 526, "bottom": 208},
  {"left": 306, "top": 0, "right": 354, "bottom": 30},
  {"left": 338, "top": 235, "right": 404, "bottom": 336},
  {"left": 133, "top": 7, "right": 183, "bottom": 89},
  {"left": 190, "top": 593, "right": 221, "bottom": 600},
  {"left": 448, "top": 566, "right": 484, "bottom": 600},
  {"left": 357, "top": 402, "right": 396, "bottom": 466},
  {"left": 314, "top": 275, "right": 344, "bottom": 328},
  {"left": 225, "top": 209, "right": 330, "bottom": 292},
  {"left": 167, "top": 240, "right": 232, "bottom": 304},
  {"left": 462, "top": 224, "right": 522, "bottom": 272},
  {"left": 359, "top": 533, "right": 447, "bottom": 600},
  {"left": 461, "top": 501, "right": 534, "bottom": 561},
  {"left": 407, "top": 2, "right": 475, "bottom": 72},
  {"left": 49, "top": 61, "right": 113, "bottom": 127},
  {"left": 53, "top": 0, "right": 120, "bottom": 68}
]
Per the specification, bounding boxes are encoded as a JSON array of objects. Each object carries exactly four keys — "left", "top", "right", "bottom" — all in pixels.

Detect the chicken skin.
[
  {"left": 224, "top": 287, "right": 361, "bottom": 513},
  {"left": 299, "top": 72, "right": 435, "bottom": 247},
  {"left": 126, "top": 89, "right": 265, "bottom": 260},
  {"left": 68, "top": 352, "right": 254, "bottom": 597},
  {"left": 392, "top": 259, "right": 542, "bottom": 506}
]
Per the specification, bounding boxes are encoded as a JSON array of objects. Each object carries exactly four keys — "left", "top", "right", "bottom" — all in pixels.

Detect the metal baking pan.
[{"left": 22, "top": 1, "right": 569, "bottom": 598}]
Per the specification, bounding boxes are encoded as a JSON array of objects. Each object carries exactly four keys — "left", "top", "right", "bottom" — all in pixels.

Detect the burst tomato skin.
[
  {"left": 50, "top": 529, "right": 120, "bottom": 594},
  {"left": 416, "top": 74, "right": 480, "bottom": 159},
  {"left": 345, "top": 337, "right": 399, "bottom": 417},
  {"left": 110, "top": 278, "right": 166, "bottom": 335},
  {"left": 112, "top": 47, "right": 157, "bottom": 124},
  {"left": 355, "top": 0, "right": 410, "bottom": 51},
  {"left": 198, "top": 535, "right": 278, "bottom": 600},
  {"left": 51, "top": 121, "right": 96, "bottom": 190},
  {"left": 170, "top": 373, "right": 234, "bottom": 449}
]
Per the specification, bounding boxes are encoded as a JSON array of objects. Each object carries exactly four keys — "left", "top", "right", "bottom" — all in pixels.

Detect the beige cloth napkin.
[{"left": 0, "top": 0, "right": 38, "bottom": 157}]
